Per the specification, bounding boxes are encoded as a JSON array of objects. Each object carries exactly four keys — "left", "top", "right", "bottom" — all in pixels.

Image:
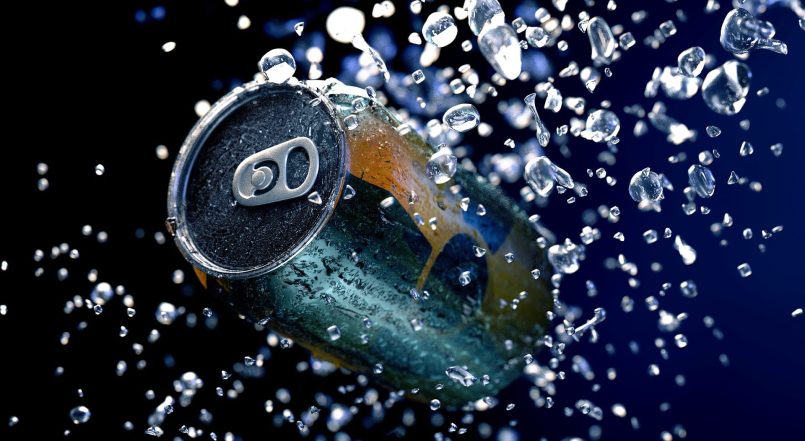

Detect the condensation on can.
[{"left": 167, "top": 78, "right": 553, "bottom": 405}]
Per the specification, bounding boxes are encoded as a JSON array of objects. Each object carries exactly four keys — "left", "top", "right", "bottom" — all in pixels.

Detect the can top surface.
[{"left": 168, "top": 80, "right": 347, "bottom": 279}]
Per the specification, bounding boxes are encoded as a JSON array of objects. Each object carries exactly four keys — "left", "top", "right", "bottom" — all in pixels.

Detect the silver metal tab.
[{"left": 232, "top": 136, "right": 319, "bottom": 206}]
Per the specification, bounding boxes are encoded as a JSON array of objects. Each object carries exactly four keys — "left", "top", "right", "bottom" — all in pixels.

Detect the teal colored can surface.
[{"left": 167, "top": 79, "right": 553, "bottom": 405}]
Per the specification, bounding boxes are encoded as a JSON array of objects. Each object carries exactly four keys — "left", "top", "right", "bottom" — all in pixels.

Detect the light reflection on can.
[{"left": 167, "top": 78, "right": 552, "bottom": 405}]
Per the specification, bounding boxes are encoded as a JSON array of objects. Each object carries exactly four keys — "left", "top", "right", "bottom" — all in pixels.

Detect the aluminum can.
[{"left": 167, "top": 78, "right": 552, "bottom": 405}]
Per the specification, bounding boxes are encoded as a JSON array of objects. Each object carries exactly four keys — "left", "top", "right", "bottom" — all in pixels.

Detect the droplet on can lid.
[{"left": 258, "top": 49, "right": 296, "bottom": 84}]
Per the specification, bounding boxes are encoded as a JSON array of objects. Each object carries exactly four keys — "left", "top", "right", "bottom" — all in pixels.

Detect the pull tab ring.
[{"left": 232, "top": 136, "right": 319, "bottom": 206}]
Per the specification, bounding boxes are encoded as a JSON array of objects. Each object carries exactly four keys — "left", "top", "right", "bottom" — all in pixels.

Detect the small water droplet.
[
  {"left": 307, "top": 191, "right": 322, "bottom": 205},
  {"left": 69, "top": 406, "right": 91, "bottom": 424}
]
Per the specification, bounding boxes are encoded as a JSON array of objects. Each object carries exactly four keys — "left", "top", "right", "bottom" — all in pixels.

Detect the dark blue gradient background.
[{"left": 2, "top": 1, "right": 803, "bottom": 440}]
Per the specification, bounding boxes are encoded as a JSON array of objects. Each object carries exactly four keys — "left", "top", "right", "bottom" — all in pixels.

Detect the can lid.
[{"left": 167, "top": 80, "right": 347, "bottom": 279}]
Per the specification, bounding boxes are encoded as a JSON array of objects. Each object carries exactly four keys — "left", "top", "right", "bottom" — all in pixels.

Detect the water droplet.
[
  {"left": 294, "top": 22, "right": 304, "bottom": 36},
  {"left": 659, "top": 20, "right": 677, "bottom": 37},
  {"left": 583, "top": 109, "right": 620, "bottom": 142},
  {"left": 258, "top": 49, "right": 296, "bottom": 84},
  {"left": 445, "top": 366, "right": 477, "bottom": 387},
  {"left": 706, "top": 125, "right": 722, "bottom": 137},
  {"left": 94, "top": 164, "right": 105, "bottom": 176},
  {"left": 90, "top": 282, "right": 114, "bottom": 305},
  {"left": 342, "top": 184, "right": 356, "bottom": 200},
  {"left": 581, "top": 67, "right": 601, "bottom": 93},
  {"left": 628, "top": 167, "right": 664, "bottom": 203},
  {"left": 156, "top": 302, "right": 177, "bottom": 325},
  {"left": 473, "top": 246, "right": 486, "bottom": 257},
  {"left": 765, "top": 143, "right": 783, "bottom": 159},
  {"left": 720, "top": 8, "right": 787, "bottom": 55},
  {"left": 525, "top": 26, "right": 548, "bottom": 47},
  {"left": 327, "top": 325, "right": 341, "bottom": 341},
  {"left": 524, "top": 156, "right": 555, "bottom": 197},
  {"left": 619, "top": 32, "right": 636, "bottom": 50},
  {"left": 459, "top": 271, "right": 472, "bottom": 286},
  {"left": 476, "top": 204, "right": 487, "bottom": 216},
  {"left": 307, "top": 191, "right": 322, "bottom": 205},
  {"left": 430, "top": 399, "right": 441, "bottom": 411},
  {"left": 739, "top": 141, "right": 754, "bottom": 156},
  {"left": 145, "top": 426, "right": 164, "bottom": 437},
  {"left": 524, "top": 93, "right": 551, "bottom": 146},
  {"left": 674, "top": 334, "right": 689, "bottom": 348},
  {"left": 792, "top": 308, "right": 803, "bottom": 318},
  {"left": 702, "top": 61, "right": 751, "bottom": 115},
  {"left": 548, "top": 239, "right": 582, "bottom": 274},
  {"left": 478, "top": 23, "right": 521, "bottom": 80},
  {"left": 677, "top": 46, "right": 705, "bottom": 77},
  {"left": 426, "top": 147, "right": 458, "bottom": 184},
  {"left": 587, "top": 17, "right": 617, "bottom": 64},
  {"left": 69, "top": 406, "right": 91, "bottom": 424},
  {"left": 326, "top": 7, "right": 365, "bottom": 44},
  {"left": 659, "top": 66, "right": 701, "bottom": 99},
  {"left": 443, "top": 104, "right": 480, "bottom": 132},
  {"left": 648, "top": 364, "right": 660, "bottom": 376},
  {"left": 411, "top": 69, "right": 425, "bottom": 84},
  {"left": 674, "top": 235, "right": 697, "bottom": 265},
  {"left": 422, "top": 12, "right": 458, "bottom": 47},
  {"left": 467, "top": 0, "right": 505, "bottom": 36},
  {"left": 688, "top": 165, "right": 716, "bottom": 198},
  {"left": 737, "top": 263, "right": 752, "bottom": 277}
]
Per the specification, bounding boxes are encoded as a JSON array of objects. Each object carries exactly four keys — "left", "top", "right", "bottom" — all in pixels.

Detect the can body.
[{"left": 167, "top": 79, "right": 552, "bottom": 405}]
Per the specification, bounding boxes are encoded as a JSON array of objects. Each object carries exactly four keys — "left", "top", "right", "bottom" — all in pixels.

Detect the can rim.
[{"left": 166, "top": 79, "right": 348, "bottom": 280}]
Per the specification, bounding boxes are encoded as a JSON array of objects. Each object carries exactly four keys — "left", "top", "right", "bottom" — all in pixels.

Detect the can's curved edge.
[{"left": 166, "top": 79, "right": 349, "bottom": 280}]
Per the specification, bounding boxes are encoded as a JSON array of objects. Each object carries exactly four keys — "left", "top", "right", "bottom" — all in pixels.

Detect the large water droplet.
[
  {"left": 688, "top": 164, "right": 716, "bottom": 198},
  {"left": 258, "top": 49, "right": 296, "bottom": 84},
  {"left": 548, "top": 239, "right": 582, "bottom": 274},
  {"left": 69, "top": 406, "right": 91, "bottom": 424},
  {"left": 422, "top": 12, "right": 458, "bottom": 48},
  {"left": 426, "top": 147, "right": 458, "bottom": 184},
  {"left": 701, "top": 61, "right": 751, "bottom": 115},
  {"left": 443, "top": 104, "right": 480, "bottom": 132},
  {"left": 524, "top": 156, "right": 555, "bottom": 197},
  {"left": 477, "top": 23, "right": 522, "bottom": 80},
  {"left": 677, "top": 46, "right": 705, "bottom": 77},
  {"left": 583, "top": 109, "right": 620, "bottom": 142},
  {"left": 466, "top": 0, "right": 505, "bottom": 36},
  {"left": 720, "top": 8, "right": 788, "bottom": 55},
  {"left": 628, "top": 168, "right": 664, "bottom": 203},
  {"left": 325, "top": 7, "right": 365, "bottom": 44},
  {"left": 587, "top": 17, "right": 618, "bottom": 65}
]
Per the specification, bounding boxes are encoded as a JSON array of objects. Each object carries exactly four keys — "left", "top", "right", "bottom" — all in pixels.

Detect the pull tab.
[{"left": 232, "top": 136, "right": 319, "bottom": 206}]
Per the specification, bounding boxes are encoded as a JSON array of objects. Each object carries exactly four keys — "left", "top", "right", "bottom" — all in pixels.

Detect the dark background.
[{"left": 2, "top": 0, "right": 804, "bottom": 440}]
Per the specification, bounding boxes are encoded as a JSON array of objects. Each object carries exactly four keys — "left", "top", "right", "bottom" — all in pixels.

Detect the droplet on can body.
[{"left": 426, "top": 147, "right": 458, "bottom": 184}]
